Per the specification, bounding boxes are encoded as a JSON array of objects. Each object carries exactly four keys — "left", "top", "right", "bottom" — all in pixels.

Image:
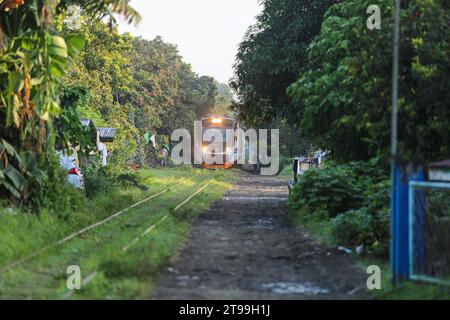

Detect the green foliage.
[
  {"left": 83, "top": 161, "right": 146, "bottom": 198},
  {"left": 55, "top": 86, "right": 94, "bottom": 156},
  {"left": 114, "top": 169, "right": 145, "bottom": 189},
  {"left": 0, "top": 139, "right": 27, "bottom": 199},
  {"left": 331, "top": 210, "right": 373, "bottom": 246},
  {"left": 82, "top": 163, "right": 115, "bottom": 198},
  {"left": 333, "top": 180, "right": 390, "bottom": 254},
  {"left": 0, "top": 138, "right": 54, "bottom": 207},
  {"left": 213, "top": 81, "right": 234, "bottom": 116},
  {"left": 231, "top": 0, "right": 339, "bottom": 127},
  {"left": 288, "top": 162, "right": 390, "bottom": 257},
  {"left": 289, "top": 0, "right": 450, "bottom": 162},
  {"left": 0, "top": 0, "right": 139, "bottom": 206},
  {"left": 289, "top": 161, "right": 386, "bottom": 218}
]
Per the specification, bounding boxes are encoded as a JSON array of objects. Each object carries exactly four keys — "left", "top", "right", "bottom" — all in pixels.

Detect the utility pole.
[
  {"left": 391, "top": 0, "right": 401, "bottom": 157},
  {"left": 390, "top": 0, "right": 401, "bottom": 286}
]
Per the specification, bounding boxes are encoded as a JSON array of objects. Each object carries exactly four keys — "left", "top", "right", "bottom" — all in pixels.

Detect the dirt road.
[{"left": 154, "top": 172, "right": 369, "bottom": 300}]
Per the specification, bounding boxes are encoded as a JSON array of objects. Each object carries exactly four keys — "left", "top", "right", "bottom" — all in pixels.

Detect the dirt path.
[{"left": 153, "top": 172, "right": 369, "bottom": 300}]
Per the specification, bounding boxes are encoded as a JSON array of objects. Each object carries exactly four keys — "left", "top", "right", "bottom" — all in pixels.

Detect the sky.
[{"left": 118, "top": 0, "right": 262, "bottom": 84}]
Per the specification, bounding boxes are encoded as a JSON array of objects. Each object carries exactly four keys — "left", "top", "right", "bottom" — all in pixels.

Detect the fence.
[
  {"left": 391, "top": 163, "right": 450, "bottom": 285},
  {"left": 409, "top": 181, "right": 450, "bottom": 285}
]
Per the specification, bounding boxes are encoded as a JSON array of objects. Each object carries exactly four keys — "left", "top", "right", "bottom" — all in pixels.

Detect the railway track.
[
  {"left": 62, "top": 179, "right": 214, "bottom": 299},
  {"left": 0, "top": 176, "right": 216, "bottom": 299}
]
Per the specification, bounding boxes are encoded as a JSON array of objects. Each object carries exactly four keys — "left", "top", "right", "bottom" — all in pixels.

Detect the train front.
[{"left": 201, "top": 116, "right": 236, "bottom": 169}]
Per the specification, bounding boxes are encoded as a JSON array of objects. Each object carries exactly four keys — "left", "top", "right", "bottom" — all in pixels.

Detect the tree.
[
  {"left": 231, "top": 0, "right": 339, "bottom": 127},
  {"left": 289, "top": 0, "right": 450, "bottom": 162},
  {"left": 213, "top": 81, "right": 234, "bottom": 116},
  {"left": 124, "top": 36, "right": 217, "bottom": 164},
  {"left": 63, "top": 19, "right": 139, "bottom": 165}
]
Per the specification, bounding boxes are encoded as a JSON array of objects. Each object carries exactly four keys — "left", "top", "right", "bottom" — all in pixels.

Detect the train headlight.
[
  {"left": 211, "top": 118, "right": 223, "bottom": 124},
  {"left": 202, "top": 146, "right": 208, "bottom": 153}
]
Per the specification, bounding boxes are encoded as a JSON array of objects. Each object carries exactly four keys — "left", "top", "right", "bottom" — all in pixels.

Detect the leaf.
[
  {"left": 7, "top": 72, "right": 24, "bottom": 92},
  {"left": 40, "top": 111, "right": 50, "bottom": 121},
  {"left": 1, "top": 139, "right": 21, "bottom": 160},
  {"left": 0, "top": 64, "right": 8, "bottom": 74},
  {"left": 4, "top": 165, "right": 26, "bottom": 192},
  {"left": 21, "top": 37, "right": 35, "bottom": 51},
  {"left": 48, "top": 36, "right": 68, "bottom": 58},
  {"left": 30, "top": 76, "right": 44, "bottom": 86},
  {"left": 49, "top": 61, "right": 65, "bottom": 78},
  {"left": 1, "top": 180, "right": 21, "bottom": 199},
  {"left": 20, "top": 151, "right": 38, "bottom": 172},
  {"left": 20, "top": 152, "right": 47, "bottom": 183},
  {"left": 66, "top": 34, "right": 85, "bottom": 53},
  {"left": 48, "top": 99, "right": 61, "bottom": 115}
]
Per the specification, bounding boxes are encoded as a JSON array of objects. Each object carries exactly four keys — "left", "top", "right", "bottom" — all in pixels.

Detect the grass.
[
  {"left": 0, "top": 166, "right": 236, "bottom": 299},
  {"left": 289, "top": 209, "right": 334, "bottom": 246}
]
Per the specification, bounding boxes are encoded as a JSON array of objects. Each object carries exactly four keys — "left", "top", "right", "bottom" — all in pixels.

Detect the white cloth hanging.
[{"left": 96, "top": 131, "right": 108, "bottom": 166}]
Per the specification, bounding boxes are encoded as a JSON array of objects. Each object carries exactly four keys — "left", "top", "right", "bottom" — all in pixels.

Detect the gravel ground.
[{"left": 153, "top": 172, "right": 369, "bottom": 300}]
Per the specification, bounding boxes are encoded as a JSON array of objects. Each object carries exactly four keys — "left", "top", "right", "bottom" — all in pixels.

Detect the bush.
[
  {"left": 288, "top": 161, "right": 386, "bottom": 218},
  {"left": 288, "top": 161, "right": 390, "bottom": 258},
  {"left": 331, "top": 206, "right": 389, "bottom": 258},
  {"left": 83, "top": 164, "right": 116, "bottom": 198},
  {"left": 330, "top": 178, "right": 390, "bottom": 246},
  {"left": 331, "top": 210, "right": 372, "bottom": 246},
  {"left": 84, "top": 172, "right": 116, "bottom": 198},
  {"left": 113, "top": 170, "right": 144, "bottom": 189},
  {"left": 83, "top": 163, "right": 146, "bottom": 198}
]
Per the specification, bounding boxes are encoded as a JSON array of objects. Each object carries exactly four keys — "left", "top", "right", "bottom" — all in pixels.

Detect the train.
[{"left": 199, "top": 115, "right": 238, "bottom": 169}]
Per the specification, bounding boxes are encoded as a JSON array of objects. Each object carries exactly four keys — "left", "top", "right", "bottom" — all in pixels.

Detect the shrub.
[
  {"left": 288, "top": 161, "right": 386, "bottom": 218},
  {"left": 329, "top": 179, "right": 390, "bottom": 257},
  {"left": 113, "top": 170, "right": 143, "bottom": 189},
  {"left": 83, "top": 163, "right": 147, "bottom": 197},
  {"left": 331, "top": 210, "right": 372, "bottom": 246},
  {"left": 288, "top": 161, "right": 390, "bottom": 258},
  {"left": 84, "top": 172, "right": 116, "bottom": 198},
  {"left": 83, "top": 164, "right": 116, "bottom": 198}
]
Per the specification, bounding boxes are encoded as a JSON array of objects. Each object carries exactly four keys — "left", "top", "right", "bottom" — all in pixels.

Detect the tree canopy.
[
  {"left": 63, "top": 21, "right": 219, "bottom": 166},
  {"left": 231, "top": 0, "right": 338, "bottom": 127},
  {"left": 232, "top": 0, "right": 450, "bottom": 163},
  {"left": 289, "top": 0, "right": 450, "bottom": 162}
]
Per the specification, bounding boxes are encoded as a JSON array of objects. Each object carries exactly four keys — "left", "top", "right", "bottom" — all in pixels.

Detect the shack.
[{"left": 80, "top": 118, "right": 118, "bottom": 166}]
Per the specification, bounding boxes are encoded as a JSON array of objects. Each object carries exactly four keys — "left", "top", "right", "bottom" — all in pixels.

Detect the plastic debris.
[
  {"left": 338, "top": 246, "right": 353, "bottom": 254},
  {"left": 356, "top": 244, "right": 364, "bottom": 255}
]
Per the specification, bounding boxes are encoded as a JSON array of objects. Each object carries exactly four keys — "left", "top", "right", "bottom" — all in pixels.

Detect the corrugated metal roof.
[
  {"left": 80, "top": 118, "right": 92, "bottom": 127},
  {"left": 80, "top": 118, "right": 118, "bottom": 142},
  {"left": 96, "top": 128, "right": 118, "bottom": 139}
]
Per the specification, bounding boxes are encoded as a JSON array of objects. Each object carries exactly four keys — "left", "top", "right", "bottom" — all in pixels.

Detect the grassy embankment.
[{"left": 0, "top": 167, "right": 236, "bottom": 299}]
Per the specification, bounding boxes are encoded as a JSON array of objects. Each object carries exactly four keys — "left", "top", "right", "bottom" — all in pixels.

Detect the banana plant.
[
  {"left": 0, "top": 138, "right": 26, "bottom": 199},
  {"left": 0, "top": 0, "right": 139, "bottom": 203}
]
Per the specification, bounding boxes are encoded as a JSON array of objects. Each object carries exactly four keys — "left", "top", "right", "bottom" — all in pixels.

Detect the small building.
[{"left": 80, "top": 118, "right": 118, "bottom": 166}]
